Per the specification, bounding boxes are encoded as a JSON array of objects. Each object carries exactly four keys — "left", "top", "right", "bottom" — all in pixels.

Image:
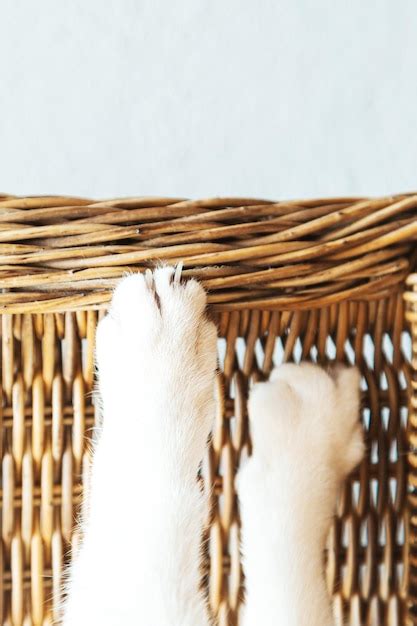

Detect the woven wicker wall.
[{"left": 0, "top": 193, "right": 416, "bottom": 625}]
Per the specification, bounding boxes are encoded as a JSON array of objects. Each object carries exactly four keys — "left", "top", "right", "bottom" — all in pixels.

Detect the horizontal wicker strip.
[{"left": 0, "top": 193, "right": 416, "bottom": 313}]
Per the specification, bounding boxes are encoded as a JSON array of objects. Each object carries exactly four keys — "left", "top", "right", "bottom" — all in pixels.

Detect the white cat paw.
[
  {"left": 95, "top": 267, "right": 218, "bottom": 455},
  {"left": 246, "top": 362, "right": 364, "bottom": 483}
]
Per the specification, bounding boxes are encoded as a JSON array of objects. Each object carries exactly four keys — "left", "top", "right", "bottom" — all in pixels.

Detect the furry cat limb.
[
  {"left": 238, "top": 363, "right": 364, "bottom": 626},
  {"left": 61, "top": 268, "right": 217, "bottom": 625}
]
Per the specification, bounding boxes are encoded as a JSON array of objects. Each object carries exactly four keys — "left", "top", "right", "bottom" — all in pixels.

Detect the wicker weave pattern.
[
  {"left": 0, "top": 194, "right": 416, "bottom": 626},
  {"left": 0, "top": 193, "right": 416, "bottom": 313}
]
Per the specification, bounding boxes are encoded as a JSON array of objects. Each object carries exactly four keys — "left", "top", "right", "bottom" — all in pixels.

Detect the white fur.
[
  {"left": 60, "top": 268, "right": 217, "bottom": 626},
  {"left": 238, "top": 363, "right": 364, "bottom": 626}
]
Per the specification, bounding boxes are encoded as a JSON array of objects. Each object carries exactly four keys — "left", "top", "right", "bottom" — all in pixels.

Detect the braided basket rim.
[{"left": 0, "top": 192, "right": 416, "bottom": 313}]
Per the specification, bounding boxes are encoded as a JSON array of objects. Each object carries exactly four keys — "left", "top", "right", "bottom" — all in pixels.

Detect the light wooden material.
[{"left": 0, "top": 193, "right": 416, "bottom": 625}]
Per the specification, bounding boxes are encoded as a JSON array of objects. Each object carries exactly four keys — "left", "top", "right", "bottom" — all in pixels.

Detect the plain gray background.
[{"left": 1, "top": 1, "right": 416, "bottom": 200}]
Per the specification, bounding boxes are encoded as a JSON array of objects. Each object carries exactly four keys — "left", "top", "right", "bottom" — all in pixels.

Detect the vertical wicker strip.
[{"left": 406, "top": 274, "right": 417, "bottom": 625}]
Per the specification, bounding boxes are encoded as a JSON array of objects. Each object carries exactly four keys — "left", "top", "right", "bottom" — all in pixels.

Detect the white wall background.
[{"left": 0, "top": 0, "right": 416, "bottom": 201}]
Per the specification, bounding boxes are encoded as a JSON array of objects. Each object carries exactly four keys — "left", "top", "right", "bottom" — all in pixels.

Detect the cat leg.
[
  {"left": 61, "top": 268, "right": 217, "bottom": 626},
  {"left": 238, "top": 363, "right": 364, "bottom": 626}
]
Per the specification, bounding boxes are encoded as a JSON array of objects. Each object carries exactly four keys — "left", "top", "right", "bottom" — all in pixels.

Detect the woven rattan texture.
[
  {"left": 0, "top": 195, "right": 416, "bottom": 626},
  {"left": 0, "top": 299, "right": 412, "bottom": 625},
  {"left": 0, "top": 193, "right": 416, "bottom": 313}
]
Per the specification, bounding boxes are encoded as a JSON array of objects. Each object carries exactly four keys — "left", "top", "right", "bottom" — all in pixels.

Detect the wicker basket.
[{"left": 0, "top": 193, "right": 416, "bottom": 626}]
